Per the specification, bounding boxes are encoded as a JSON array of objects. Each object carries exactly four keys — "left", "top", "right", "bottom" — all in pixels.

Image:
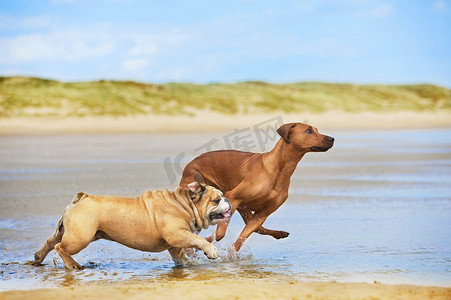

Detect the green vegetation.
[{"left": 0, "top": 76, "right": 450, "bottom": 117}]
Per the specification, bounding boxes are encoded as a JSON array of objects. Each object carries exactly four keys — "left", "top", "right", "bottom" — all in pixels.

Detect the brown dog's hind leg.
[
  {"left": 255, "top": 226, "right": 290, "bottom": 239},
  {"left": 238, "top": 208, "right": 289, "bottom": 239}
]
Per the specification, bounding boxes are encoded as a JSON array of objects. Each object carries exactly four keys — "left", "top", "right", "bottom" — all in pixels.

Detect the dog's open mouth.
[{"left": 209, "top": 210, "right": 232, "bottom": 221}]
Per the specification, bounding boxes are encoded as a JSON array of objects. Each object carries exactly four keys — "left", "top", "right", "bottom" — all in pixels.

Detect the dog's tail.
[{"left": 72, "top": 191, "right": 88, "bottom": 204}]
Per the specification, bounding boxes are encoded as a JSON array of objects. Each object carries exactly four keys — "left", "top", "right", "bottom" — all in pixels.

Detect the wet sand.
[
  {"left": 2, "top": 279, "right": 450, "bottom": 300},
  {"left": 0, "top": 115, "right": 450, "bottom": 299}
]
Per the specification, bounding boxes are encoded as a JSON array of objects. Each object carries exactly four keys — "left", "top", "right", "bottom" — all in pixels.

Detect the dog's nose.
[{"left": 328, "top": 136, "right": 335, "bottom": 142}]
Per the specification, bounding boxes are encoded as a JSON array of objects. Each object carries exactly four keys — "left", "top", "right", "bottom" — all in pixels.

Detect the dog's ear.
[
  {"left": 187, "top": 181, "right": 202, "bottom": 195},
  {"left": 277, "top": 123, "right": 296, "bottom": 144},
  {"left": 187, "top": 172, "right": 206, "bottom": 197},
  {"left": 193, "top": 172, "right": 206, "bottom": 188}
]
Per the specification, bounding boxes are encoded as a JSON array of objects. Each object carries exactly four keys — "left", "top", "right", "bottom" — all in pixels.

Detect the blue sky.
[{"left": 0, "top": 0, "right": 450, "bottom": 87}]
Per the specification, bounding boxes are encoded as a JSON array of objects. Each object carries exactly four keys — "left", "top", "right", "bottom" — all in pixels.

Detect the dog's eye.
[
  {"left": 305, "top": 129, "right": 313, "bottom": 134},
  {"left": 213, "top": 199, "right": 221, "bottom": 204}
]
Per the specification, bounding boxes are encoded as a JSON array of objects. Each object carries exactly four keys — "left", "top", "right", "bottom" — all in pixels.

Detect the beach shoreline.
[
  {"left": 1, "top": 111, "right": 451, "bottom": 135},
  {"left": 1, "top": 278, "right": 450, "bottom": 300}
]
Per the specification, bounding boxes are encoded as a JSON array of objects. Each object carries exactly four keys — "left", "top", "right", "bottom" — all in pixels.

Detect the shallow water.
[{"left": 0, "top": 128, "right": 450, "bottom": 290}]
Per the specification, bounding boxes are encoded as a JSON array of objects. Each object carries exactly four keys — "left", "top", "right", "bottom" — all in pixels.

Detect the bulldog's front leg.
[
  {"left": 200, "top": 241, "right": 219, "bottom": 259},
  {"left": 165, "top": 230, "right": 218, "bottom": 259}
]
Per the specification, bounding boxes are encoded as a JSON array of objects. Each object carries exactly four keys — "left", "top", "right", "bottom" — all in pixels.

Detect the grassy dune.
[{"left": 0, "top": 76, "right": 450, "bottom": 117}]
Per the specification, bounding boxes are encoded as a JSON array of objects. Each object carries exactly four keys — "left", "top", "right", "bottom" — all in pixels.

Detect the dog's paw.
[
  {"left": 203, "top": 243, "right": 219, "bottom": 259},
  {"left": 273, "top": 231, "right": 290, "bottom": 239},
  {"left": 65, "top": 261, "right": 83, "bottom": 270}
]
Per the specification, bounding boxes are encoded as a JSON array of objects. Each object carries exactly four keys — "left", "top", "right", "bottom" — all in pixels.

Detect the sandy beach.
[
  {"left": 0, "top": 112, "right": 450, "bottom": 299},
  {"left": 1, "top": 111, "right": 451, "bottom": 135},
  {"left": 1, "top": 279, "right": 450, "bottom": 300}
]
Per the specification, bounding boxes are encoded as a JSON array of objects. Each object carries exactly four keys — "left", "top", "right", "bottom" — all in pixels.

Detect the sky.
[{"left": 0, "top": 0, "right": 450, "bottom": 87}]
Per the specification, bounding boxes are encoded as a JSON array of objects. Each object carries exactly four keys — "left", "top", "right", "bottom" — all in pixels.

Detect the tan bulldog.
[{"left": 31, "top": 172, "right": 232, "bottom": 269}]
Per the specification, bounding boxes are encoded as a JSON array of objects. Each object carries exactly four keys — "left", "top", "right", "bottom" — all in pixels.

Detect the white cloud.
[
  {"left": 432, "top": 0, "right": 447, "bottom": 13},
  {"left": 128, "top": 44, "right": 158, "bottom": 56},
  {"left": 0, "top": 31, "right": 113, "bottom": 64},
  {"left": 373, "top": 4, "right": 394, "bottom": 16},
  {"left": 124, "top": 30, "right": 192, "bottom": 58},
  {"left": 0, "top": 13, "right": 194, "bottom": 79},
  {"left": 153, "top": 67, "right": 187, "bottom": 81},
  {"left": 297, "top": 38, "right": 357, "bottom": 58},
  {"left": 356, "top": 4, "right": 393, "bottom": 18},
  {"left": 0, "top": 14, "right": 16, "bottom": 30},
  {"left": 0, "top": 68, "right": 22, "bottom": 76},
  {"left": 296, "top": 3, "right": 314, "bottom": 13},
  {"left": 293, "top": 0, "right": 371, "bottom": 13},
  {"left": 171, "top": 68, "right": 187, "bottom": 81},
  {"left": 0, "top": 13, "right": 53, "bottom": 31},
  {"left": 121, "top": 58, "right": 150, "bottom": 72},
  {"left": 0, "top": 34, "right": 57, "bottom": 64},
  {"left": 23, "top": 16, "right": 53, "bottom": 28}
]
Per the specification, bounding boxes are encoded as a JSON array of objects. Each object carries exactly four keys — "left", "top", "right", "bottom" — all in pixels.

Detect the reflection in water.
[
  {"left": 59, "top": 272, "right": 78, "bottom": 287},
  {"left": 158, "top": 261, "right": 281, "bottom": 282},
  {"left": 161, "top": 266, "right": 191, "bottom": 280}
]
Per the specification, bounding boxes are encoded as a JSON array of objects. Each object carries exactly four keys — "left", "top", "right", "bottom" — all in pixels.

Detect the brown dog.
[
  {"left": 180, "top": 122, "right": 334, "bottom": 252},
  {"left": 31, "top": 173, "right": 232, "bottom": 269}
]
